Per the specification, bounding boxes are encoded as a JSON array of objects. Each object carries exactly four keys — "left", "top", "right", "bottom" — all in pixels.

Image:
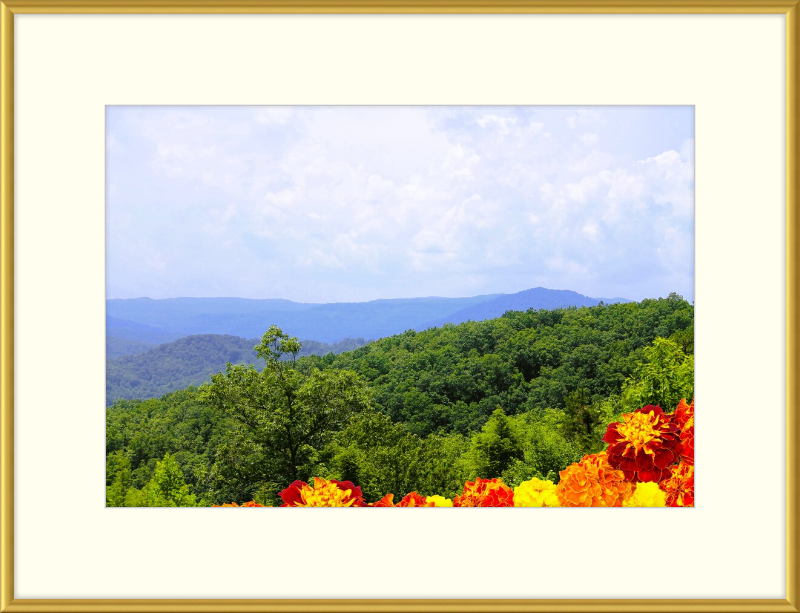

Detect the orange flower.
[
  {"left": 660, "top": 462, "right": 694, "bottom": 507},
  {"left": 453, "top": 478, "right": 514, "bottom": 507},
  {"left": 556, "top": 452, "right": 632, "bottom": 507},
  {"left": 213, "top": 500, "right": 264, "bottom": 507},
  {"left": 397, "top": 492, "right": 429, "bottom": 507},
  {"left": 671, "top": 398, "right": 694, "bottom": 465},
  {"left": 368, "top": 492, "right": 433, "bottom": 507},
  {"left": 369, "top": 493, "right": 395, "bottom": 507},
  {"left": 279, "top": 477, "right": 365, "bottom": 507},
  {"left": 603, "top": 405, "right": 682, "bottom": 482}
]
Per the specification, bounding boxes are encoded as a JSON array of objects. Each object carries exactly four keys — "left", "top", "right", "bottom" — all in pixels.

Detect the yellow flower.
[
  {"left": 425, "top": 495, "right": 453, "bottom": 507},
  {"left": 623, "top": 482, "right": 667, "bottom": 507},
  {"left": 514, "top": 478, "right": 560, "bottom": 507},
  {"left": 279, "top": 477, "right": 364, "bottom": 507}
]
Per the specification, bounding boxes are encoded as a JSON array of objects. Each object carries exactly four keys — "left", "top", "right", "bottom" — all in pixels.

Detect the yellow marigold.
[
  {"left": 513, "top": 478, "right": 560, "bottom": 507},
  {"left": 623, "top": 482, "right": 667, "bottom": 507},
  {"left": 557, "top": 452, "right": 632, "bottom": 507},
  {"left": 279, "top": 477, "right": 364, "bottom": 507},
  {"left": 425, "top": 495, "right": 453, "bottom": 507}
]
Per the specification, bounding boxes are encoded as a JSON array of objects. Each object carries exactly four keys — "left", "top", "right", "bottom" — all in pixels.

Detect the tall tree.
[{"left": 202, "top": 326, "right": 372, "bottom": 487}]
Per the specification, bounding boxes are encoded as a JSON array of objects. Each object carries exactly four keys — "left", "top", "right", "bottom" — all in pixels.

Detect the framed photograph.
[{"left": 1, "top": 1, "right": 797, "bottom": 612}]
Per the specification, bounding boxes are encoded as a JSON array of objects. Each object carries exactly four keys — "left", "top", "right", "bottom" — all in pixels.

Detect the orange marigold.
[
  {"left": 660, "top": 462, "right": 694, "bottom": 507},
  {"left": 397, "top": 492, "right": 428, "bottom": 507},
  {"left": 369, "top": 494, "right": 395, "bottom": 507},
  {"left": 213, "top": 500, "right": 264, "bottom": 507},
  {"left": 671, "top": 398, "right": 694, "bottom": 465},
  {"left": 556, "top": 452, "right": 632, "bottom": 507},
  {"left": 453, "top": 478, "right": 514, "bottom": 507},
  {"left": 279, "top": 477, "right": 365, "bottom": 507},
  {"left": 603, "top": 405, "right": 682, "bottom": 482}
]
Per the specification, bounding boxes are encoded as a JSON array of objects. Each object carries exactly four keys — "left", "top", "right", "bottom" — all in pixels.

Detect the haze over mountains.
[{"left": 108, "top": 287, "right": 628, "bottom": 349}]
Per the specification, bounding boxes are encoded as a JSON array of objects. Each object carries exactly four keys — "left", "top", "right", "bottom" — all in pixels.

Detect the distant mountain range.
[{"left": 107, "top": 288, "right": 629, "bottom": 352}]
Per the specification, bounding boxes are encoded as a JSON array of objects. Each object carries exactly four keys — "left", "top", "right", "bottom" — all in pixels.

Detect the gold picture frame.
[{"left": 1, "top": 1, "right": 797, "bottom": 611}]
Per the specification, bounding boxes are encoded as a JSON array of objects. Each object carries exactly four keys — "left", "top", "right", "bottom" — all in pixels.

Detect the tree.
[
  {"left": 563, "top": 387, "right": 602, "bottom": 452},
  {"left": 202, "top": 326, "right": 372, "bottom": 490},
  {"left": 106, "top": 450, "right": 134, "bottom": 507},
  {"left": 622, "top": 337, "right": 694, "bottom": 412},
  {"left": 464, "top": 408, "right": 524, "bottom": 479}
]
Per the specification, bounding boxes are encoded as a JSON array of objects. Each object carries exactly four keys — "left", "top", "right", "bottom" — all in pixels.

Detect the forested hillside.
[
  {"left": 106, "top": 334, "right": 370, "bottom": 405},
  {"left": 106, "top": 295, "right": 693, "bottom": 507}
]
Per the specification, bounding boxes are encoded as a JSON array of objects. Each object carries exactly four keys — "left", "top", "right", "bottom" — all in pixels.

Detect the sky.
[{"left": 106, "top": 106, "right": 694, "bottom": 303}]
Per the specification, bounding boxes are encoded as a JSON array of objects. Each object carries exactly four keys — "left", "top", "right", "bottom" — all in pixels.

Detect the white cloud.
[{"left": 106, "top": 106, "right": 694, "bottom": 302}]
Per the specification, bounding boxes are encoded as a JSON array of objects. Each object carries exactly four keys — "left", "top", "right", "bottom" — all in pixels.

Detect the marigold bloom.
[
  {"left": 425, "top": 495, "right": 453, "bottom": 507},
  {"left": 557, "top": 452, "right": 632, "bottom": 507},
  {"left": 513, "top": 478, "right": 560, "bottom": 507},
  {"left": 672, "top": 398, "right": 695, "bottom": 465},
  {"left": 213, "top": 500, "right": 265, "bottom": 507},
  {"left": 623, "top": 482, "right": 667, "bottom": 507},
  {"left": 660, "top": 462, "right": 694, "bottom": 507},
  {"left": 396, "top": 492, "right": 428, "bottom": 507},
  {"left": 279, "top": 477, "right": 365, "bottom": 507},
  {"left": 603, "top": 405, "right": 682, "bottom": 482},
  {"left": 453, "top": 478, "right": 514, "bottom": 507}
]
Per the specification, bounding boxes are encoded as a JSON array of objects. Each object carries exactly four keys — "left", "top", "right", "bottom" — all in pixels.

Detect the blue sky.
[{"left": 106, "top": 106, "right": 694, "bottom": 303}]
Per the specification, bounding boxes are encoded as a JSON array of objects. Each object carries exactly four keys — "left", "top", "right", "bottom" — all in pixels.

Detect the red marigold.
[
  {"left": 671, "top": 398, "right": 694, "bottom": 465},
  {"left": 660, "top": 462, "right": 694, "bottom": 507},
  {"left": 603, "top": 405, "right": 682, "bottom": 482},
  {"left": 453, "top": 478, "right": 514, "bottom": 507},
  {"left": 556, "top": 452, "right": 632, "bottom": 507},
  {"left": 279, "top": 477, "right": 365, "bottom": 507}
]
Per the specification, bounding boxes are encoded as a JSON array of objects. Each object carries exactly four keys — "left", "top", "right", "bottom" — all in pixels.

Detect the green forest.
[{"left": 106, "top": 295, "right": 694, "bottom": 507}]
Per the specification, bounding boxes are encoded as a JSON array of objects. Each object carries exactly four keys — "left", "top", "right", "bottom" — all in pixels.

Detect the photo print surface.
[{"left": 106, "top": 106, "right": 695, "bottom": 508}]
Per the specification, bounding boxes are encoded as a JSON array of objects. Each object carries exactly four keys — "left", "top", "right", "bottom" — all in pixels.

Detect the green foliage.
[
  {"left": 621, "top": 337, "right": 694, "bottom": 412},
  {"left": 146, "top": 453, "right": 198, "bottom": 507},
  {"left": 106, "top": 450, "right": 134, "bottom": 506},
  {"left": 500, "top": 409, "right": 584, "bottom": 486},
  {"left": 107, "top": 452, "right": 198, "bottom": 507},
  {"left": 323, "top": 296, "right": 694, "bottom": 436},
  {"left": 463, "top": 408, "right": 524, "bottom": 479},
  {"left": 562, "top": 387, "right": 603, "bottom": 453}
]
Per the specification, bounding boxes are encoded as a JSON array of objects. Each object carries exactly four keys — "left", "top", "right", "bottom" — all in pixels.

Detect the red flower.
[
  {"left": 453, "top": 478, "right": 514, "bottom": 507},
  {"left": 603, "top": 405, "right": 682, "bottom": 482},
  {"left": 660, "top": 462, "right": 694, "bottom": 507},
  {"left": 671, "top": 398, "right": 694, "bottom": 465}
]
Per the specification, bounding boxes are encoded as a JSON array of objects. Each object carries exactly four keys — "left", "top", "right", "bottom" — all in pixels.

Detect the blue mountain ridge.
[{"left": 107, "top": 288, "right": 630, "bottom": 345}]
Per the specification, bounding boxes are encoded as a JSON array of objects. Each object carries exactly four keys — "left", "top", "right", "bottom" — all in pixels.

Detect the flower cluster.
[
  {"left": 215, "top": 399, "right": 694, "bottom": 508},
  {"left": 556, "top": 451, "right": 631, "bottom": 507}
]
